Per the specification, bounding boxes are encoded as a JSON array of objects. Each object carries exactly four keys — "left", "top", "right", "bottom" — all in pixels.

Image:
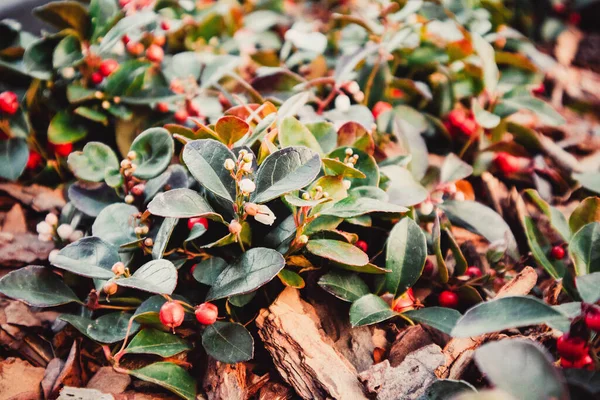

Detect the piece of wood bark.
[
  {"left": 0, "top": 232, "right": 54, "bottom": 267},
  {"left": 0, "top": 183, "right": 65, "bottom": 212},
  {"left": 58, "top": 387, "right": 114, "bottom": 400},
  {"left": 255, "top": 288, "right": 368, "bottom": 400},
  {"left": 0, "top": 357, "right": 46, "bottom": 400},
  {"left": 358, "top": 344, "right": 445, "bottom": 400},
  {"left": 436, "top": 267, "right": 538, "bottom": 379},
  {"left": 1, "top": 204, "right": 26, "bottom": 234},
  {"left": 202, "top": 357, "right": 247, "bottom": 400},
  {"left": 87, "top": 367, "right": 131, "bottom": 394},
  {"left": 389, "top": 325, "right": 448, "bottom": 367},
  {"left": 258, "top": 381, "right": 294, "bottom": 400}
]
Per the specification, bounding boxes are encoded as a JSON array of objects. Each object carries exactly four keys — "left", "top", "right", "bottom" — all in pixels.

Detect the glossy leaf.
[
  {"left": 51, "top": 237, "right": 119, "bottom": 279},
  {"left": 129, "top": 362, "right": 196, "bottom": 400},
  {"left": 576, "top": 272, "right": 600, "bottom": 304},
  {"left": 321, "top": 195, "right": 408, "bottom": 218},
  {"left": 418, "top": 380, "right": 476, "bottom": 400},
  {"left": 383, "top": 218, "right": 427, "bottom": 296},
  {"left": 440, "top": 153, "right": 473, "bottom": 184},
  {"left": 33, "top": 1, "right": 90, "bottom": 37},
  {"left": 67, "top": 142, "right": 119, "bottom": 183},
  {"left": 307, "top": 239, "right": 369, "bottom": 266},
  {"left": 126, "top": 328, "right": 191, "bottom": 357},
  {"left": 215, "top": 115, "right": 250, "bottom": 147},
  {"left": 152, "top": 217, "right": 177, "bottom": 260},
  {"left": 130, "top": 128, "right": 174, "bottom": 180},
  {"left": 252, "top": 146, "right": 321, "bottom": 204},
  {"left": 206, "top": 248, "right": 285, "bottom": 300},
  {"left": 0, "top": 265, "right": 81, "bottom": 307},
  {"left": 68, "top": 183, "right": 122, "bottom": 217},
  {"left": 117, "top": 259, "right": 177, "bottom": 295},
  {"left": 192, "top": 258, "right": 228, "bottom": 286},
  {"left": 524, "top": 217, "right": 566, "bottom": 279},
  {"left": 525, "top": 189, "right": 571, "bottom": 241},
  {"left": 147, "top": 189, "right": 217, "bottom": 219},
  {"left": 0, "top": 138, "right": 28, "bottom": 181},
  {"left": 318, "top": 270, "right": 370, "bottom": 302},
  {"left": 92, "top": 203, "right": 139, "bottom": 248},
  {"left": 60, "top": 312, "right": 139, "bottom": 343},
  {"left": 278, "top": 269, "right": 305, "bottom": 288},
  {"left": 279, "top": 116, "right": 322, "bottom": 153},
  {"left": 48, "top": 111, "right": 87, "bottom": 144},
  {"left": 349, "top": 294, "right": 396, "bottom": 327},
  {"left": 569, "top": 222, "right": 600, "bottom": 275},
  {"left": 403, "top": 307, "right": 461, "bottom": 335},
  {"left": 569, "top": 197, "right": 600, "bottom": 235},
  {"left": 202, "top": 321, "right": 254, "bottom": 363}
]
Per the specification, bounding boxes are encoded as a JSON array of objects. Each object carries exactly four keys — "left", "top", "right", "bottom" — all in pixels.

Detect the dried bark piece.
[
  {"left": 0, "top": 232, "right": 54, "bottom": 267},
  {"left": 2, "top": 204, "right": 27, "bottom": 234},
  {"left": 87, "top": 367, "right": 131, "bottom": 394},
  {"left": 202, "top": 357, "right": 247, "bottom": 400},
  {"left": 49, "top": 341, "right": 84, "bottom": 396},
  {"left": 256, "top": 288, "right": 368, "bottom": 400},
  {"left": 58, "top": 387, "right": 114, "bottom": 400},
  {"left": 358, "top": 344, "right": 445, "bottom": 400},
  {"left": 436, "top": 267, "right": 538, "bottom": 379},
  {"left": 258, "top": 381, "right": 294, "bottom": 400},
  {"left": 4, "top": 300, "right": 59, "bottom": 328},
  {"left": 0, "top": 183, "right": 65, "bottom": 212},
  {"left": 0, "top": 357, "right": 45, "bottom": 400},
  {"left": 389, "top": 325, "right": 448, "bottom": 367},
  {"left": 42, "top": 358, "right": 64, "bottom": 399}
]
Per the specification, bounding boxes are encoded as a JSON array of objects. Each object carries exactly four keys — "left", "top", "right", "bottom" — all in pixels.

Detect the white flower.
[
  {"left": 420, "top": 201, "right": 434, "bottom": 216},
  {"left": 335, "top": 94, "right": 351, "bottom": 112},
  {"left": 61, "top": 67, "right": 75, "bottom": 79},
  {"left": 38, "top": 233, "right": 53, "bottom": 242},
  {"left": 253, "top": 205, "right": 276, "bottom": 226},
  {"left": 238, "top": 179, "right": 256, "bottom": 194},
  {"left": 48, "top": 249, "right": 59, "bottom": 262},
  {"left": 36, "top": 221, "right": 52, "bottom": 235},
  {"left": 346, "top": 81, "right": 360, "bottom": 94},
  {"left": 229, "top": 220, "right": 242, "bottom": 235},
  {"left": 241, "top": 162, "right": 253, "bottom": 173},
  {"left": 224, "top": 158, "right": 236, "bottom": 171},
  {"left": 57, "top": 224, "right": 74, "bottom": 240},
  {"left": 69, "top": 230, "right": 84, "bottom": 242},
  {"left": 45, "top": 213, "right": 58, "bottom": 226},
  {"left": 242, "top": 153, "right": 253, "bottom": 163},
  {"left": 343, "top": 180, "right": 351, "bottom": 190},
  {"left": 454, "top": 191, "right": 465, "bottom": 201},
  {"left": 353, "top": 91, "right": 365, "bottom": 103}
]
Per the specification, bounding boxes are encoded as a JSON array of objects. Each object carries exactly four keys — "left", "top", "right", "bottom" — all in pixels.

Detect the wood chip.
[
  {"left": 1, "top": 204, "right": 27, "bottom": 234},
  {"left": 256, "top": 288, "right": 368, "bottom": 400},
  {"left": 87, "top": 367, "right": 131, "bottom": 394},
  {"left": 0, "top": 232, "right": 54, "bottom": 267},
  {"left": 0, "top": 183, "right": 65, "bottom": 212},
  {"left": 202, "top": 358, "right": 247, "bottom": 400},
  {"left": 0, "top": 357, "right": 45, "bottom": 400},
  {"left": 58, "top": 387, "right": 114, "bottom": 400}
]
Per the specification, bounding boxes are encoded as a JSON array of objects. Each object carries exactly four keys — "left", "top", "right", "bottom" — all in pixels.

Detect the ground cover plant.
[{"left": 0, "top": 0, "right": 600, "bottom": 398}]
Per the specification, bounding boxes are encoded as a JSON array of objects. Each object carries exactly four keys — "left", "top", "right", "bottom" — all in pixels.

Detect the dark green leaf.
[
  {"left": 104, "top": 59, "right": 150, "bottom": 96},
  {"left": 0, "top": 265, "right": 81, "bottom": 307},
  {"left": 34, "top": 1, "right": 90, "bottom": 38},
  {"left": 147, "top": 189, "right": 217, "bottom": 219},
  {"left": 202, "top": 321, "right": 254, "bottom": 363},
  {"left": 383, "top": 218, "right": 427, "bottom": 296},
  {"left": 0, "top": 138, "right": 28, "bottom": 181},
  {"left": 48, "top": 111, "right": 87, "bottom": 144},
  {"left": 307, "top": 239, "right": 369, "bottom": 266},
  {"left": 192, "top": 258, "right": 227, "bottom": 286},
  {"left": 525, "top": 189, "right": 571, "bottom": 241},
  {"left": 51, "top": 237, "right": 119, "bottom": 279},
  {"left": 117, "top": 259, "right": 177, "bottom": 294},
  {"left": 152, "top": 217, "right": 177, "bottom": 260},
  {"left": 129, "top": 362, "right": 196, "bottom": 400},
  {"left": 329, "top": 147, "right": 379, "bottom": 188},
  {"left": 97, "top": 11, "right": 156, "bottom": 55},
  {"left": 89, "top": 0, "right": 121, "bottom": 42},
  {"left": 67, "top": 142, "right": 119, "bottom": 182},
  {"left": 418, "top": 380, "right": 476, "bottom": 400},
  {"left": 349, "top": 294, "right": 396, "bottom": 327},
  {"left": 576, "top": 273, "right": 600, "bottom": 304},
  {"left": 130, "top": 128, "right": 174, "bottom": 180},
  {"left": 317, "top": 270, "right": 370, "bottom": 302},
  {"left": 60, "top": 312, "right": 139, "bottom": 343},
  {"left": 68, "top": 183, "right": 122, "bottom": 217},
  {"left": 206, "top": 248, "right": 285, "bottom": 300},
  {"left": 321, "top": 195, "right": 408, "bottom": 218},
  {"left": 569, "top": 222, "right": 600, "bottom": 275},
  {"left": 52, "top": 34, "right": 82, "bottom": 69},
  {"left": 524, "top": 217, "right": 566, "bottom": 279},
  {"left": 126, "top": 328, "right": 191, "bottom": 357},
  {"left": 451, "top": 296, "right": 567, "bottom": 338},
  {"left": 403, "top": 307, "right": 461, "bottom": 335},
  {"left": 252, "top": 146, "right": 321, "bottom": 204},
  {"left": 91, "top": 203, "right": 139, "bottom": 248},
  {"left": 569, "top": 197, "right": 600, "bottom": 235}
]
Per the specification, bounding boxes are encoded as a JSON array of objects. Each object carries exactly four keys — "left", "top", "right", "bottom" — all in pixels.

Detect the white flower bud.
[
  {"left": 335, "top": 94, "right": 351, "bottom": 112},
  {"left": 127, "top": 151, "right": 137, "bottom": 160},
  {"left": 69, "top": 230, "right": 84, "bottom": 242},
  {"left": 45, "top": 213, "right": 58, "bottom": 226},
  {"left": 238, "top": 179, "right": 256, "bottom": 194},
  {"left": 347, "top": 81, "right": 360, "bottom": 94},
  {"left": 121, "top": 159, "right": 132, "bottom": 169},
  {"left": 49, "top": 249, "right": 59, "bottom": 262},
  {"left": 454, "top": 191, "right": 465, "bottom": 201},
  {"left": 343, "top": 180, "right": 351, "bottom": 190},
  {"left": 353, "top": 91, "right": 365, "bottom": 103},
  {"left": 36, "top": 221, "right": 52, "bottom": 235},
  {"left": 112, "top": 262, "right": 126, "bottom": 275},
  {"left": 224, "top": 158, "right": 236, "bottom": 171},
  {"left": 57, "top": 224, "right": 74, "bottom": 240},
  {"left": 302, "top": 192, "right": 311, "bottom": 200},
  {"left": 420, "top": 201, "right": 434, "bottom": 216},
  {"left": 125, "top": 194, "right": 135, "bottom": 204},
  {"left": 241, "top": 162, "right": 253, "bottom": 172},
  {"left": 297, "top": 235, "right": 308, "bottom": 244},
  {"left": 253, "top": 205, "right": 276, "bottom": 226},
  {"left": 244, "top": 203, "right": 260, "bottom": 216},
  {"left": 242, "top": 153, "right": 253, "bottom": 163},
  {"left": 229, "top": 220, "right": 243, "bottom": 235},
  {"left": 345, "top": 148, "right": 353, "bottom": 156},
  {"left": 38, "top": 233, "right": 53, "bottom": 242},
  {"left": 61, "top": 67, "right": 75, "bottom": 79}
]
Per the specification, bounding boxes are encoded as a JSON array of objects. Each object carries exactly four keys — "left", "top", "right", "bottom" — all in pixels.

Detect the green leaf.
[
  {"left": 104, "top": 59, "right": 150, "bottom": 96},
  {"left": 278, "top": 269, "right": 305, "bottom": 288},
  {"left": 433, "top": 216, "right": 450, "bottom": 284},
  {"left": 60, "top": 312, "right": 139, "bottom": 343},
  {"left": 322, "top": 158, "right": 367, "bottom": 179},
  {"left": 243, "top": 113, "right": 276, "bottom": 147},
  {"left": 52, "top": 34, "right": 82, "bottom": 69},
  {"left": 183, "top": 139, "right": 237, "bottom": 203},
  {"left": 67, "top": 142, "right": 119, "bottom": 182},
  {"left": 147, "top": 189, "right": 218, "bottom": 219},
  {"left": 440, "top": 153, "right": 473, "bottom": 184},
  {"left": 92, "top": 203, "right": 139, "bottom": 248},
  {"left": 252, "top": 146, "right": 321, "bottom": 204},
  {"left": 523, "top": 217, "right": 566, "bottom": 279},
  {"left": 0, "top": 138, "right": 28, "bottom": 181},
  {"left": 117, "top": 259, "right": 177, "bottom": 295},
  {"left": 451, "top": 296, "right": 567, "bottom": 338},
  {"left": 279, "top": 116, "right": 322, "bottom": 153},
  {"left": 51, "top": 237, "right": 119, "bottom": 279},
  {"left": 383, "top": 218, "right": 427, "bottom": 297},
  {"left": 215, "top": 116, "right": 249, "bottom": 147},
  {"left": 472, "top": 34, "right": 499, "bottom": 95},
  {"left": 89, "top": 0, "right": 121, "bottom": 42},
  {"left": 0, "top": 265, "right": 81, "bottom": 307},
  {"left": 573, "top": 172, "right": 600, "bottom": 195},
  {"left": 440, "top": 201, "right": 519, "bottom": 261},
  {"left": 349, "top": 294, "right": 396, "bottom": 327},
  {"left": 23, "top": 35, "right": 59, "bottom": 79},
  {"left": 472, "top": 100, "right": 500, "bottom": 129},
  {"left": 569, "top": 222, "right": 600, "bottom": 275},
  {"left": 74, "top": 106, "right": 109, "bottom": 125},
  {"left": 152, "top": 217, "right": 177, "bottom": 260},
  {"left": 524, "top": 189, "right": 571, "bottom": 241},
  {"left": 307, "top": 122, "right": 337, "bottom": 154},
  {"left": 318, "top": 271, "right": 370, "bottom": 302},
  {"left": 403, "top": 307, "right": 461, "bottom": 335},
  {"left": 48, "top": 111, "right": 87, "bottom": 144},
  {"left": 68, "top": 183, "right": 122, "bottom": 217},
  {"left": 126, "top": 328, "right": 191, "bottom": 357},
  {"left": 576, "top": 272, "right": 600, "bottom": 304},
  {"left": 321, "top": 195, "right": 408, "bottom": 218},
  {"left": 130, "top": 128, "right": 174, "bottom": 180},
  {"left": 501, "top": 96, "right": 565, "bottom": 126},
  {"left": 34, "top": 1, "right": 90, "bottom": 38},
  {"left": 418, "top": 380, "right": 476, "bottom": 400},
  {"left": 307, "top": 239, "right": 369, "bottom": 266},
  {"left": 569, "top": 197, "right": 600, "bottom": 235},
  {"left": 475, "top": 339, "right": 568, "bottom": 400},
  {"left": 192, "top": 258, "right": 227, "bottom": 286},
  {"left": 206, "top": 248, "right": 285, "bottom": 300},
  {"left": 97, "top": 11, "right": 156, "bottom": 55},
  {"left": 329, "top": 147, "right": 379, "bottom": 188},
  {"left": 129, "top": 362, "right": 196, "bottom": 400},
  {"left": 380, "top": 165, "right": 429, "bottom": 207},
  {"left": 202, "top": 321, "right": 254, "bottom": 363}
]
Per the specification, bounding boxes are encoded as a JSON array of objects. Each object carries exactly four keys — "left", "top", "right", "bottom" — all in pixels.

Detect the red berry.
[
  {"left": 532, "top": 83, "right": 545, "bottom": 96},
  {"left": 554, "top": 3, "right": 566, "bottom": 14},
  {"left": 156, "top": 102, "right": 170, "bottom": 113},
  {"left": 494, "top": 152, "right": 521, "bottom": 175},
  {"left": 50, "top": 142, "right": 73, "bottom": 157},
  {"left": 0, "top": 91, "right": 19, "bottom": 115},
  {"left": 91, "top": 72, "right": 103, "bottom": 85},
  {"left": 122, "top": 34, "right": 130, "bottom": 44},
  {"left": 126, "top": 41, "right": 144, "bottom": 56},
  {"left": 392, "top": 288, "right": 415, "bottom": 313},
  {"left": 26, "top": 151, "right": 42, "bottom": 170},
  {"left": 355, "top": 240, "right": 368, "bottom": 253},
  {"left": 550, "top": 245, "right": 565, "bottom": 260},
  {"left": 186, "top": 101, "right": 201, "bottom": 117},
  {"left": 119, "top": 0, "right": 131, "bottom": 7},
  {"left": 146, "top": 44, "right": 164, "bottom": 63},
  {"left": 438, "top": 290, "right": 459, "bottom": 308},
  {"left": 448, "top": 109, "right": 467, "bottom": 127},
  {"left": 174, "top": 109, "right": 189, "bottom": 123},
  {"left": 161, "top": 20, "right": 171, "bottom": 30},
  {"left": 459, "top": 117, "right": 478, "bottom": 136},
  {"left": 159, "top": 301, "right": 185, "bottom": 329},
  {"left": 372, "top": 101, "right": 392, "bottom": 119},
  {"left": 557, "top": 333, "right": 589, "bottom": 361},
  {"left": 466, "top": 266, "right": 482, "bottom": 278},
  {"left": 568, "top": 13, "right": 581, "bottom": 25},
  {"left": 422, "top": 259, "right": 434, "bottom": 276},
  {"left": 390, "top": 88, "right": 404, "bottom": 98},
  {"left": 195, "top": 302, "right": 218, "bottom": 325},
  {"left": 561, "top": 355, "right": 594, "bottom": 369},
  {"left": 131, "top": 184, "right": 145, "bottom": 196},
  {"left": 585, "top": 308, "right": 600, "bottom": 332},
  {"left": 99, "top": 59, "right": 119, "bottom": 77},
  {"left": 187, "top": 217, "right": 208, "bottom": 230}
]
